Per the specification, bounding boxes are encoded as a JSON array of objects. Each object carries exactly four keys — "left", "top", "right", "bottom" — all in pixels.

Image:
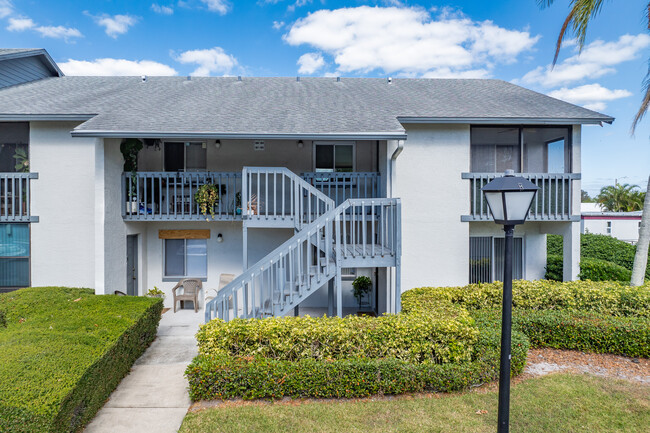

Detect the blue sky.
[{"left": 1, "top": 0, "right": 648, "bottom": 195}]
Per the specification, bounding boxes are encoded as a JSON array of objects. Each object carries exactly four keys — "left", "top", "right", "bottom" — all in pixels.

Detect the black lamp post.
[{"left": 481, "top": 169, "right": 539, "bottom": 433}]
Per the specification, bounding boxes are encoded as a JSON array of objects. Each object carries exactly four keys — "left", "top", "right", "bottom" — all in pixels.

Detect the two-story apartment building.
[{"left": 0, "top": 48, "right": 613, "bottom": 321}]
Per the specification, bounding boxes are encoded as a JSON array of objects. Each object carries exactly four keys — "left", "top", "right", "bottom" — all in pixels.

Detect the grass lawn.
[
  {"left": 0, "top": 287, "right": 162, "bottom": 432},
  {"left": 180, "top": 374, "right": 649, "bottom": 433}
]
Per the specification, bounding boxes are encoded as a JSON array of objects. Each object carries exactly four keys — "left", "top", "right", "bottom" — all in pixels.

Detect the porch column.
[
  {"left": 336, "top": 271, "right": 342, "bottom": 317},
  {"left": 563, "top": 222, "right": 580, "bottom": 281},
  {"left": 94, "top": 137, "right": 106, "bottom": 294}
]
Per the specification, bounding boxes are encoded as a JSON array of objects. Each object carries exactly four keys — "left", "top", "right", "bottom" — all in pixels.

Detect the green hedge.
[
  {"left": 0, "top": 309, "right": 5, "bottom": 328},
  {"left": 0, "top": 287, "right": 163, "bottom": 433},
  {"left": 545, "top": 254, "right": 564, "bottom": 281},
  {"left": 578, "top": 257, "right": 633, "bottom": 282},
  {"left": 186, "top": 324, "right": 529, "bottom": 401},
  {"left": 473, "top": 309, "right": 649, "bottom": 358},
  {"left": 548, "top": 233, "right": 650, "bottom": 280},
  {"left": 402, "top": 280, "right": 650, "bottom": 318},
  {"left": 197, "top": 311, "right": 478, "bottom": 364}
]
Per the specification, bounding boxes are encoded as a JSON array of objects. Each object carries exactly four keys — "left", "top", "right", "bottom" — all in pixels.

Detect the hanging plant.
[
  {"left": 195, "top": 184, "right": 220, "bottom": 220},
  {"left": 120, "top": 138, "right": 143, "bottom": 174}
]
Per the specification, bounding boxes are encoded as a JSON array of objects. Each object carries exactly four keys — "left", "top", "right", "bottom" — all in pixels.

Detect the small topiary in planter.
[{"left": 352, "top": 275, "right": 372, "bottom": 312}]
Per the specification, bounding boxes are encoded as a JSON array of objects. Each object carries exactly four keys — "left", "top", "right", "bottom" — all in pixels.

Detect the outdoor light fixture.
[
  {"left": 214, "top": 140, "right": 221, "bottom": 149},
  {"left": 216, "top": 233, "right": 223, "bottom": 243},
  {"left": 297, "top": 140, "right": 304, "bottom": 149},
  {"left": 481, "top": 169, "right": 538, "bottom": 433}
]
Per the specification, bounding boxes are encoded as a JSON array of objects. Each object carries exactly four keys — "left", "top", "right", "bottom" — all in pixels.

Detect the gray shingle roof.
[{"left": 0, "top": 76, "right": 613, "bottom": 137}]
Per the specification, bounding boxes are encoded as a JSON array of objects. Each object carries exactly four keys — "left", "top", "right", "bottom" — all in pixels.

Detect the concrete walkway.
[{"left": 85, "top": 309, "right": 203, "bottom": 433}]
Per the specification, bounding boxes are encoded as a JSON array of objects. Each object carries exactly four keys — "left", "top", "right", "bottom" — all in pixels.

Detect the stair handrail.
[
  {"left": 205, "top": 197, "right": 402, "bottom": 322},
  {"left": 242, "top": 166, "right": 334, "bottom": 229}
]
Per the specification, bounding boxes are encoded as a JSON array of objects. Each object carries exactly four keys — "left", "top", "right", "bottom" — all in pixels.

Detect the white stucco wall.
[
  {"left": 394, "top": 124, "right": 470, "bottom": 291},
  {"left": 582, "top": 218, "right": 641, "bottom": 244},
  {"left": 30, "top": 122, "right": 98, "bottom": 288}
]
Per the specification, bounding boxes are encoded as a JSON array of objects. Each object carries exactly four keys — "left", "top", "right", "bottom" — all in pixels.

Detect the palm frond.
[
  {"left": 550, "top": 0, "right": 606, "bottom": 66},
  {"left": 631, "top": 64, "right": 650, "bottom": 134}
]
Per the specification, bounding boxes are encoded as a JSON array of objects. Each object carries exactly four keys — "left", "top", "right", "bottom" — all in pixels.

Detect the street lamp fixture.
[{"left": 481, "top": 169, "right": 539, "bottom": 433}]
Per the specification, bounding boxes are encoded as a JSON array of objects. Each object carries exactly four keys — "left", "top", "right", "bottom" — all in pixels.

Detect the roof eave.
[
  {"left": 397, "top": 116, "right": 614, "bottom": 125},
  {"left": 0, "top": 49, "right": 64, "bottom": 77},
  {"left": 69, "top": 130, "right": 408, "bottom": 140},
  {"left": 0, "top": 114, "right": 95, "bottom": 121}
]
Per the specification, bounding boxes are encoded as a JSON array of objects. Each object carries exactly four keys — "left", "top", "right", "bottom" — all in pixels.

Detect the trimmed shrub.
[
  {"left": 197, "top": 311, "right": 479, "bottom": 364},
  {"left": 548, "top": 233, "right": 650, "bottom": 280},
  {"left": 0, "top": 287, "right": 163, "bottom": 433},
  {"left": 545, "top": 254, "right": 563, "bottom": 281},
  {"left": 473, "top": 308, "right": 649, "bottom": 358},
  {"left": 403, "top": 280, "right": 650, "bottom": 318},
  {"left": 186, "top": 324, "right": 529, "bottom": 401},
  {"left": 578, "top": 257, "right": 632, "bottom": 282},
  {"left": 0, "top": 309, "right": 5, "bottom": 328}
]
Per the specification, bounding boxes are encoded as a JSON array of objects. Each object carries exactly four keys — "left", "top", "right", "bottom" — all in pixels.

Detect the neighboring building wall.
[
  {"left": 395, "top": 124, "right": 471, "bottom": 291},
  {"left": 582, "top": 217, "right": 642, "bottom": 244},
  {"left": 30, "top": 122, "right": 98, "bottom": 288}
]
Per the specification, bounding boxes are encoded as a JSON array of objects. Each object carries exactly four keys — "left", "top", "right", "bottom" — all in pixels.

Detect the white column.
[
  {"left": 94, "top": 138, "right": 106, "bottom": 294},
  {"left": 563, "top": 222, "right": 581, "bottom": 281}
]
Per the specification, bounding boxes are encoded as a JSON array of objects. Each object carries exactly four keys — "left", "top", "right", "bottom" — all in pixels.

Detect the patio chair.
[{"left": 172, "top": 278, "right": 202, "bottom": 312}]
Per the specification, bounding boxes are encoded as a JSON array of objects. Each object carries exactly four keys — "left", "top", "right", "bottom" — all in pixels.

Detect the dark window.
[
  {"left": 164, "top": 238, "right": 207, "bottom": 278},
  {"left": 315, "top": 143, "right": 354, "bottom": 172},
  {"left": 469, "top": 236, "right": 523, "bottom": 283},
  {"left": 0, "top": 223, "right": 30, "bottom": 287},
  {"left": 0, "top": 122, "right": 29, "bottom": 173},
  {"left": 164, "top": 142, "right": 206, "bottom": 172}
]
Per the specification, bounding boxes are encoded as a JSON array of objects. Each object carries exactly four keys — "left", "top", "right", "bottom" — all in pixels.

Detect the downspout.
[{"left": 389, "top": 140, "right": 404, "bottom": 198}]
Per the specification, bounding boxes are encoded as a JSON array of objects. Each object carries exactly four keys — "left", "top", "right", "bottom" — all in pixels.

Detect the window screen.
[
  {"left": 315, "top": 143, "right": 354, "bottom": 172},
  {"left": 164, "top": 142, "right": 184, "bottom": 172},
  {"left": 494, "top": 237, "right": 524, "bottom": 281},
  {"left": 470, "top": 128, "right": 520, "bottom": 172},
  {"left": 469, "top": 236, "right": 523, "bottom": 283},
  {"left": 0, "top": 223, "right": 30, "bottom": 287}
]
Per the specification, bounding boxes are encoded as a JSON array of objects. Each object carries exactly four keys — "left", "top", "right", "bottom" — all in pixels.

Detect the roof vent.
[
  {"left": 387, "top": 77, "right": 392, "bottom": 84},
  {"left": 237, "top": 75, "right": 242, "bottom": 81},
  {"left": 141, "top": 75, "right": 147, "bottom": 83},
  {"left": 296, "top": 76, "right": 300, "bottom": 82},
  {"left": 336, "top": 77, "right": 341, "bottom": 82},
  {"left": 187, "top": 76, "right": 191, "bottom": 81}
]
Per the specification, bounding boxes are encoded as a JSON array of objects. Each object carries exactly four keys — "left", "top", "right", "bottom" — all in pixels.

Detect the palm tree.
[
  {"left": 540, "top": 0, "right": 649, "bottom": 285},
  {"left": 596, "top": 183, "right": 645, "bottom": 212}
]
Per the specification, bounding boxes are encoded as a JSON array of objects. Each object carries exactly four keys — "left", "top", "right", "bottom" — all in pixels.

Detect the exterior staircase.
[{"left": 205, "top": 167, "right": 401, "bottom": 322}]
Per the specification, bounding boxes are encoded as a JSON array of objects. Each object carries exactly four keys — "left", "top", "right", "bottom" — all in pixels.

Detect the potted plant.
[
  {"left": 146, "top": 286, "right": 165, "bottom": 299},
  {"left": 235, "top": 192, "right": 242, "bottom": 215},
  {"left": 352, "top": 275, "right": 372, "bottom": 313},
  {"left": 120, "top": 138, "right": 143, "bottom": 214},
  {"left": 195, "top": 183, "right": 220, "bottom": 220}
]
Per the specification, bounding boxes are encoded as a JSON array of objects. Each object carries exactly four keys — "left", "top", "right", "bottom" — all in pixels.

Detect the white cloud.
[
  {"left": 272, "top": 20, "right": 285, "bottom": 30},
  {"left": 522, "top": 34, "right": 650, "bottom": 87},
  {"left": 90, "top": 13, "right": 138, "bottom": 38},
  {"left": 174, "top": 47, "right": 238, "bottom": 76},
  {"left": 35, "top": 25, "right": 83, "bottom": 41},
  {"left": 422, "top": 68, "right": 490, "bottom": 79},
  {"left": 200, "top": 0, "right": 230, "bottom": 14},
  {"left": 0, "top": 0, "right": 12, "bottom": 19},
  {"left": 151, "top": 4, "right": 174, "bottom": 15},
  {"left": 6, "top": 17, "right": 35, "bottom": 32},
  {"left": 283, "top": 6, "right": 539, "bottom": 76},
  {"left": 297, "top": 52, "right": 324, "bottom": 74},
  {"left": 548, "top": 83, "right": 632, "bottom": 111},
  {"left": 59, "top": 58, "right": 178, "bottom": 76}
]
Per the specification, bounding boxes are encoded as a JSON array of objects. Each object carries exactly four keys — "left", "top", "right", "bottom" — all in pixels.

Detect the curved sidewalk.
[{"left": 85, "top": 310, "right": 203, "bottom": 433}]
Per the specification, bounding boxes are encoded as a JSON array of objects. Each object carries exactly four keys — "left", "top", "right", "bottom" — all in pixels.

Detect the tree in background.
[
  {"left": 596, "top": 183, "right": 646, "bottom": 211},
  {"left": 581, "top": 190, "right": 593, "bottom": 202},
  {"left": 539, "top": 0, "right": 649, "bottom": 285}
]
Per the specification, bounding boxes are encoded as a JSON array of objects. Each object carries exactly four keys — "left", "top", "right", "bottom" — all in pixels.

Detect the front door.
[{"left": 126, "top": 235, "right": 138, "bottom": 296}]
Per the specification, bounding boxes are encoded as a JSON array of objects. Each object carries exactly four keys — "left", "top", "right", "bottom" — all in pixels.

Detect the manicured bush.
[
  {"left": 186, "top": 324, "right": 529, "bottom": 401},
  {"left": 0, "top": 309, "right": 5, "bottom": 328},
  {"left": 197, "top": 311, "right": 479, "bottom": 364},
  {"left": 0, "top": 287, "right": 163, "bottom": 433},
  {"left": 548, "top": 233, "right": 650, "bottom": 280},
  {"left": 545, "top": 254, "right": 563, "bottom": 281},
  {"left": 578, "top": 257, "right": 632, "bottom": 282},
  {"left": 403, "top": 280, "right": 650, "bottom": 318},
  {"left": 473, "top": 308, "right": 649, "bottom": 358}
]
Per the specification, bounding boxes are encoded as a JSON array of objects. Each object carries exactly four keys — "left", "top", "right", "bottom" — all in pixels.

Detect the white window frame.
[
  {"left": 162, "top": 238, "right": 208, "bottom": 279},
  {"left": 606, "top": 221, "right": 612, "bottom": 235},
  {"left": 163, "top": 141, "right": 207, "bottom": 172},
  {"left": 313, "top": 141, "right": 356, "bottom": 172}
]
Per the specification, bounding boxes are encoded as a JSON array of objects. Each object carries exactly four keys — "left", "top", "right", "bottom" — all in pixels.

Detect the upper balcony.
[
  {"left": 122, "top": 170, "right": 382, "bottom": 222},
  {"left": 461, "top": 172, "right": 581, "bottom": 222},
  {"left": 1, "top": 172, "right": 38, "bottom": 223}
]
